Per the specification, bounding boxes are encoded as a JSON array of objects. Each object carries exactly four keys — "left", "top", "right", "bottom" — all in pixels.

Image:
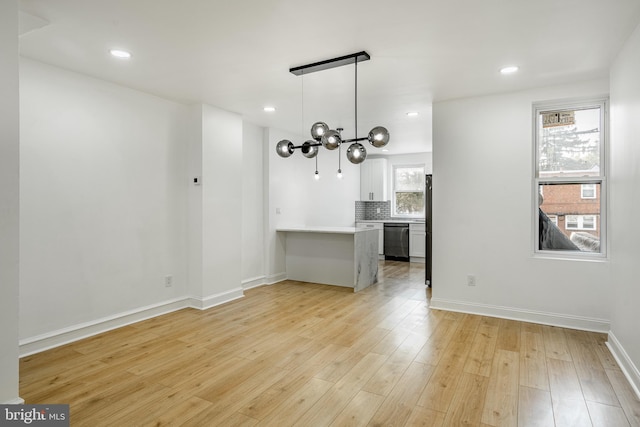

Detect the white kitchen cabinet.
[
  {"left": 356, "top": 222, "right": 384, "bottom": 255},
  {"left": 360, "top": 158, "right": 387, "bottom": 201},
  {"left": 409, "top": 223, "right": 426, "bottom": 258}
]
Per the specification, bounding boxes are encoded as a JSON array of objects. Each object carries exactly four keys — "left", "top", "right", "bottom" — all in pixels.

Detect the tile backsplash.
[{"left": 355, "top": 201, "right": 391, "bottom": 221}]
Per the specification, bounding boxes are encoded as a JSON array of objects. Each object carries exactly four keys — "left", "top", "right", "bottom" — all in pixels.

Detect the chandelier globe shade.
[
  {"left": 321, "top": 130, "right": 342, "bottom": 150},
  {"left": 368, "top": 126, "right": 390, "bottom": 148},
  {"left": 301, "top": 140, "right": 319, "bottom": 158},
  {"left": 346, "top": 143, "right": 367, "bottom": 164},
  {"left": 310, "top": 122, "right": 329, "bottom": 141},
  {"left": 276, "top": 140, "right": 294, "bottom": 157}
]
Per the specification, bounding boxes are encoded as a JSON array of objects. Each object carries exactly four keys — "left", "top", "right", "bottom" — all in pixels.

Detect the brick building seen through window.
[{"left": 539, "top": 182, "right": 601, "bottom": 239}]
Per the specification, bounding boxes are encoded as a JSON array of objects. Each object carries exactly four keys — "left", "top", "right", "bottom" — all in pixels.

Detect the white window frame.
[
  {"left": 391, "top": 164, "right": 425, "bottom": 218},
  {"left": 533, "top": 97, "right": 608, "bottom": 258},
  {"left": 581, "top": 184, "right": 596, "bottom": 199}
]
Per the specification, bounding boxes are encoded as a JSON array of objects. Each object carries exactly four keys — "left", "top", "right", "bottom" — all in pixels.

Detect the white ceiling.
[{"left": 18, "top": 0, "right": 640, "bottom": 154}]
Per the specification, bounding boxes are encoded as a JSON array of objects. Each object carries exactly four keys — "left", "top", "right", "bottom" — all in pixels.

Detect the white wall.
[
  {"left": 19, "top": 59, "right": 190, "bottom": 340},
  {"left": 187, "top": 104, "right": 244, "bottom": 306},
  {"left": 431, "top": 79, "right": 612, "bottom": 331},
  {"left": 267, "top": 128, "right": 360, "bottom": 227},
  {"left": 609, "top": 20, "right": 640, "bottom": 394},
  {"left": 371, "top": 152, "right": 433, "bottom": 177},
  {"left": 0, "top": 0, "right": 21, "bottom": 404},
  {"left": 201, "top": 105, "right": 243, "bottom": 300},
  {"left": 242, "top": 122, "right": 265, "bottom": 287},
  {"left": 187, "top": 105, "right": 204, "bottom": 300}
]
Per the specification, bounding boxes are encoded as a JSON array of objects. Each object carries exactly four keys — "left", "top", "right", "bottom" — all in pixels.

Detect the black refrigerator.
[{"left": 425, "top": 174, "right": 432, "bottom": 287}]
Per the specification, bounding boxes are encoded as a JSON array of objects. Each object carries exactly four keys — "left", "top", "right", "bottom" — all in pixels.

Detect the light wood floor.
[{"left": 20, "top": 261, "right": 640, "bottom": 426}]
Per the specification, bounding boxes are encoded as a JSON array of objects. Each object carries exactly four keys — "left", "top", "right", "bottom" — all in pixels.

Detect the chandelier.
[{"left": 275, "top": 51, "right": 390, "bottom": 178}]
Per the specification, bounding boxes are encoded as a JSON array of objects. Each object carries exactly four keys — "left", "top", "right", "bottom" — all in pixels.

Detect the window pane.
[
  {"left": 394, "top": 167, "right": 424, "bottom": 191},
  {"left": 538, "top": 183, "right": 601, "bottom": 252},
  {"left": 581, "top": 184, "right": 596, "bottom": 199},
  {"left": 395, "top": 192, "right": 424, "bottom": 215},
  {"left": 566, "top": 215, "right": 578, "bottom": 229},
  {"left": 538, "top": 107, "right": 601, "bottom": 178},
  {"left": 582, "top": 216, "right": 595, "bottom": 230}
]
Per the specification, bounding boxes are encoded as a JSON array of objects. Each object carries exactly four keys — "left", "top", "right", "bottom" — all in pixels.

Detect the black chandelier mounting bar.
[
  {"left": 276, "top": 51, "right": 390, "bottom": 174},
  {"left": 289, "top": 51, "right": 371, "bottom": 76}
]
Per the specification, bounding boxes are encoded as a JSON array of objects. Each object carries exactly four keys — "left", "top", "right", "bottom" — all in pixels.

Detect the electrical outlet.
[
  {"left": 376, "top": 208, "right": 381, "bottom": 214},
  {"left": 467, "top": 274, "right": 476, "bottom": 286},
  {"left": 164, "top": 275, "right": 173, "bottom": 287}
]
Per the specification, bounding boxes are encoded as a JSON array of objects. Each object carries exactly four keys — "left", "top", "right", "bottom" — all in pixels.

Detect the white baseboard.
[
  {"left": 606, "top": 332, "right": 640, "bottom": 399},
  {"left": 2, "top": 398, "right": 25, "bottom": 404},
  {"left": 265, "top": 272, "right": 287, "bottom": 285},
  {"left": 19, "top": 297, "right": 190, "bottom": 357},
  {"left": 429, "top": 298, "right": 610, "bottom": 333},
  {"left": 188, "top": 287, "right": 244, "bottom": 310},
  {"left": 242, "top": 276, "right": 267, "bottom": 290},
  {"left": 19, "top": 287, "right": 246, "bottom": 357}
]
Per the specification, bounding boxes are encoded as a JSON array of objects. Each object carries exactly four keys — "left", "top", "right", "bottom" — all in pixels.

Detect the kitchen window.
[
  {"left": 534, "top": 98, "right": 607, "bottom": 256},
  {"left": 392, "top": 164, "right": 424, "bottom": 217}
]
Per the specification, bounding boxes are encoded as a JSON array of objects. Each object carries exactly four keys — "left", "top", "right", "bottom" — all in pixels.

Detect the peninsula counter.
[{"left": 276, "top": 226, "right": 378, "bottom": 292}]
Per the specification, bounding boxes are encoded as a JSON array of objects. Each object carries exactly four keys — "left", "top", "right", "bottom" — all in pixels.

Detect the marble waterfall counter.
[{"left": 276, "top": 226, "right": 379, "bottom": 292}]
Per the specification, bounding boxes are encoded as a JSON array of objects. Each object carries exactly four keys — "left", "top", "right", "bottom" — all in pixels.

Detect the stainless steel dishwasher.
[{"left": 384, "top": 223, "right": 410, "bottom": 261}]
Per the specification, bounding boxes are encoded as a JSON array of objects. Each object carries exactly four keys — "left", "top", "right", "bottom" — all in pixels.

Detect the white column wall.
[
  {"left": 187, "top": 104, "right": 243, "bottom": 306},
  {"left": 19, "top": 59, "right": 189, "bottom": 341},
  {"left": 0, "top": 0, "right": 20, "bottom": 404},
  {"left": 187, "top": 106, "right": 204, "bottom": 298},
  {"left": 609, "top": 20, "right": 640, "bottom": 395},
  {"left": 242, "top": 122, "right": 265, "bottom": 287},
  {"left": 431, "top": 79, "right": 612, "bottom": 331},
  {"left": 201, "top": 105, "right": 243, "bottom": 300}
]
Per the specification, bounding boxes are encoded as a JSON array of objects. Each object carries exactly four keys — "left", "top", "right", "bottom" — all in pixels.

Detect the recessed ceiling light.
[
  {"left": 382, "top": 149, "right": 389, "bottom": 152},
  {"left": 406, "top": 112, "right": 419, "bottom": 117},
  {"left": 500, "top": 66, "right": 519, "bottom": 74},
  {"left": 263, "top": 106, "right": 276, "bottom": 112},
  {"left": 109, "top": 49, "right": 131, "bottom": 59}
]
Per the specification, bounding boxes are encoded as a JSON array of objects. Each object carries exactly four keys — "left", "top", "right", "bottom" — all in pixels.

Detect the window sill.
[{"left": 533, "top": 251, "right": 608, "bottom": 263}]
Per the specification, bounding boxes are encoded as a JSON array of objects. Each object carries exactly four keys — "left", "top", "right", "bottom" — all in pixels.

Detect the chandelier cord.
[
  {"left": 338, "top": 129, "right": 342, "bottom": 172},
  {"left": 354, "top": 60, "right": 358, "bottom": 139},
  {"left": 301, "top": 73, "right": 304, "bottom": 137}
]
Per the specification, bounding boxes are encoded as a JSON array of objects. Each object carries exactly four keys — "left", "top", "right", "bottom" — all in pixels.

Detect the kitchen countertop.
[
  {"left": 356, "top": 219, "right": 426, "bottom": 224},
  {"left": 276, "top": 226, "right": 377, "bottom": 234}
]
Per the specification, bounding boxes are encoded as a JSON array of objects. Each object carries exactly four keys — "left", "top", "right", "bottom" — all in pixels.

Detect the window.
[
  {"left": 582, "top": 215, "right": 596, "bottom": 230},
  {"left": 565, "top": 215, "right": 579, "bottom": 229},
  {"left": 392, "top": 165, "right": 424, "bottom": 217},
  {"left": 565, "top": 215, "right": 597, "bottom": 231},
  {"left": 534, "top": 98, "right": 607, "bottom": 256},
  {"left": 581, "top": 184, "right": 596, "bottom": 199}
]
